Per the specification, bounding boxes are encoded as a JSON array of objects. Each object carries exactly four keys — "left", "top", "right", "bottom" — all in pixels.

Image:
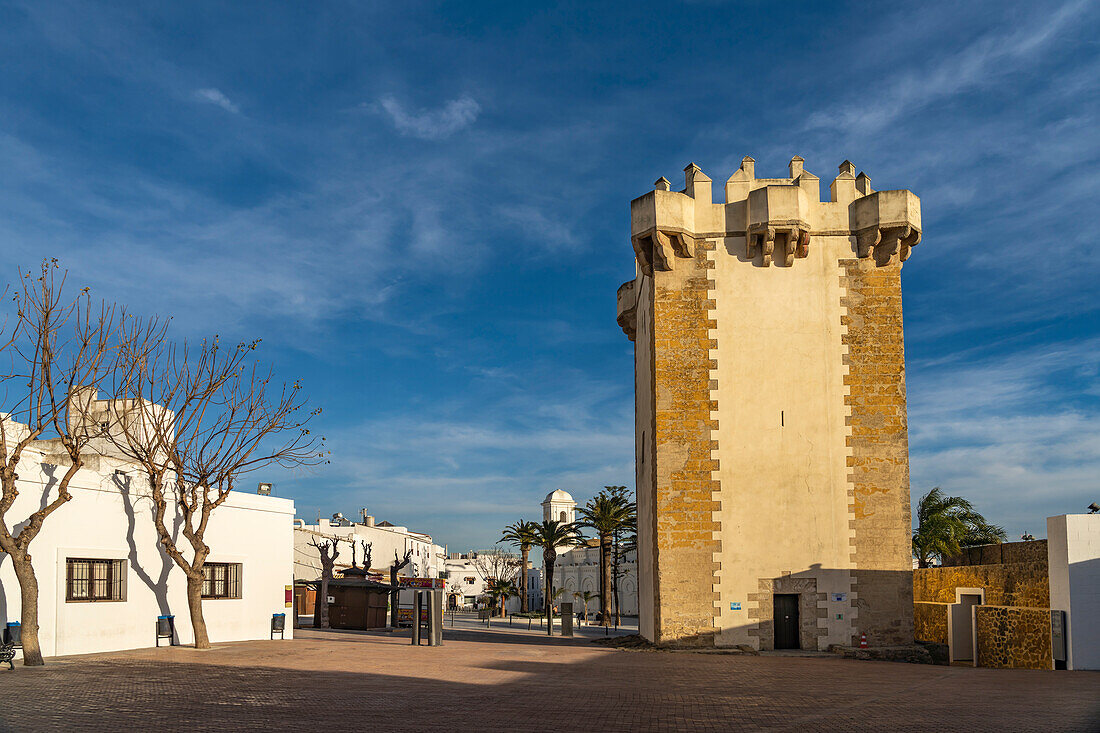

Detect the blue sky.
[{"left": 1, "top": 0, "right": 1097, "bottom": 550}]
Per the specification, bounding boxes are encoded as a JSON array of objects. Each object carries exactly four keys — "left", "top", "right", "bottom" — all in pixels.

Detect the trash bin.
[
  {"left": 4, "top": 622, "right": 21, "bottom": 647},
  {"left": 156, "top": 615, "right": 175, "bottom": 647},
  {"left": 271, "top": 613, "right": 286, "bottom": 640}
]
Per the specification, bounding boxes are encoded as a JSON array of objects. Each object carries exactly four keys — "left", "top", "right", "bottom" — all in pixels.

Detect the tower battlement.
[{"left": 630, "top": 156, "right": 921, "bottom": 273}]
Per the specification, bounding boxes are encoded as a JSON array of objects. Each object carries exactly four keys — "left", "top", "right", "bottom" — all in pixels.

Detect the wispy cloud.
[
  {"left": 284, "top": 365, "right": 634, "bottom": 549},
  {"left": 194, "top": 88, "right": 240, "bottom": 114},
  {"left": 909, "top": 338, "right": 1100, "bottom": 536},
  {"left": 378, "top": 96, "right": 481, "bottom": 140},
  {"left": 805, "top": 0, "right": 1090, "bottom": 134},
  {"left": 495, "top": 204, "right": 579, "bottom": 251}
]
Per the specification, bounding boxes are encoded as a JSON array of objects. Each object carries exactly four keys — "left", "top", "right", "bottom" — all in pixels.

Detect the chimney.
[{"left": 365, "top": 515, "right": 375, "bottom": 527}]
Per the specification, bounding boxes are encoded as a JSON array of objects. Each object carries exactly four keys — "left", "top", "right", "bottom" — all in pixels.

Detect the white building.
[
  {"left": 529, "top": 490, "right": 639, "bottom": 618},
  {"left": 554, "top": 542, "right": 639, "bottom": 618},
  {"left": 0, "top": 408, "right": 295, "bottom": 660},
  {"left": 1048, "top": 513, "right": 1100, "bottom": 670},
  {"left": 294, "top": 511, "right": 446, "bottom": 583},
  {"left": 444, "top": 552, "right": 523, "bottom": 613}
]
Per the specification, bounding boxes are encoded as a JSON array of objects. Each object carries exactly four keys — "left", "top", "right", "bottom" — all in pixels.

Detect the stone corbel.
[
  {"left": 854, "top": 225, "right": 921, "bottom": 265},
  {"left": 747, "top": 225, "right": 775, "bottom": 266},
  {"left": 777, "top": 227, "right": 809, "bottom": 266},
  {"left": 854, "top": 227, "right": 881, "bottom": 258},
  {"left": 652, "top": 230, "right": 676, "bottom": 270},
  {"left": 668, "top": 231, "right": 695, "bottom": 259},
  {"left": 632, "top": 229, "right": 695, "bottom": 272},
  {"left": 879, "top": 225, "right": 921, "bottom": 264},
  {"left": 631, "top": 234, "right": 654, "bottom": 275},
  {"left": 617, "top": 280, "right": 638, "bottom": 342}
]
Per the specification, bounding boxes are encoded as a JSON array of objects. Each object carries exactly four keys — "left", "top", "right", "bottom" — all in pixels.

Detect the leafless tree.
[
  {"left": 348, "top": 539, "right": 372, "bottom": 571},
  {"left": 107, "top": 318, "right": 325, "bottom": 649},
  {"left": 309, "top": 536, "right": 341, "bottom": 628},
  {"left": 0, "top": 261, "right": 118, "bottom": 666},
  {"left": 388, "top": 548, "right": 412, "bottom": 627},
  {"left": 358, "top": 541, "right": 372, "bottom": 571},
  {"left": 470, "top": 548, "right": 521, "bottom": 588}
]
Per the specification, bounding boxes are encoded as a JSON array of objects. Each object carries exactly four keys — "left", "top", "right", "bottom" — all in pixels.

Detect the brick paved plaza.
[{"left": 0, "top": 624, "right": 1097, "bottom": 732}]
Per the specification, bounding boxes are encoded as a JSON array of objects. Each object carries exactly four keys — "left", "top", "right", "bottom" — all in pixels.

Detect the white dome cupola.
[{"left": 542, "top": 489, "right": 576, "bottom": 525}]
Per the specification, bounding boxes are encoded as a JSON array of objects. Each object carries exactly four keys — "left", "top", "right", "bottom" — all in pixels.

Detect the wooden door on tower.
[{"left": 774, "top": 594, "right": 800, "bottom": 650}]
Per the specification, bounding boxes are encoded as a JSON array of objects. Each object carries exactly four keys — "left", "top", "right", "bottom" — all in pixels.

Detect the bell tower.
[{"left": 542, "top": 489, "right": 576, "bottom": 525}]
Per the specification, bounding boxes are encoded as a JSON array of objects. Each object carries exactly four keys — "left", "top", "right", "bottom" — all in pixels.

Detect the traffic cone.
[{"left": 859, "top": 633, "right": 868, "bottom": 649}]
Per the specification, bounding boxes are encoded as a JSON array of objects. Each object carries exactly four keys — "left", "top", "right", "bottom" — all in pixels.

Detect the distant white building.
[
  {"left": 555, "top": 542, "right": 638, "bottom": 617},
  {"left": 529, "top": 490, "right": 639, "bottom": 618},
  {"left": 294, "top": 510, "right": 446, "bottom": 583},
  {"left": 0, "top": 395, "right": 295, "bottom": 660},
  {"left": 444, "top": 552, "right": 523, "bottom": 613}
]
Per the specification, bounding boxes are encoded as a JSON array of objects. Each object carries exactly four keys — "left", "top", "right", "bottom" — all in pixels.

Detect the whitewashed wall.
[
  {"left": 1048, "top": 513, "right": 1100, "bottom": 670},
  {"left": 294, "top": 519, "right": 444, "bottom": 582},
  {"left": 554, "top": 545, "right": 639, "bottom": 617},
  {"left": 0, "top": 457, "right": 294, "bottom": 659}
]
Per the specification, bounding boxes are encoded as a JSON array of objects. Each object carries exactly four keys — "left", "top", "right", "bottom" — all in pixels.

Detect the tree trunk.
[
  {"left": 316, "top": 576, "right": 330, "bottom": 628},
  {"left": 520, "top": 545, "right": 529, "bottom": 613},
  {"left": 186, "top": 573, "right": 211, "bottom": 649},
  {"left": 10, "top": 553, "right": 44, "bottom": 666},
  {"left": 545, "top": 550, "right": 555, "bottom": 636},
  {"left": 389, "top": 567, "right": 399, "bottom": 628},
  {"left": 612, "top": 535, "right": 621, "bottom": 627},
  {"left": 600, "top": 534, "right": 612, "bottom": 626}
]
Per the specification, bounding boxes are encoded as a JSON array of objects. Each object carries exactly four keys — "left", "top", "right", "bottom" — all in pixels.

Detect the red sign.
[{"left": 398, "top": 577, "right": 445, "bottom": 589}]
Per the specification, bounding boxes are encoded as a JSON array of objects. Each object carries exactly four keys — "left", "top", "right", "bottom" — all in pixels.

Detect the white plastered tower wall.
[{"left": 618, "top": 156, "right": 920, "bottom": 648}]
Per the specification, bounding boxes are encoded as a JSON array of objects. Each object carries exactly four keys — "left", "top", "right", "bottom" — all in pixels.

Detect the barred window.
[
  {"left": 66, "top": 559, "right": 126, "bottom": 602},
  {"left": 202, "top": 562, "right": 242, "bottom": 599}
]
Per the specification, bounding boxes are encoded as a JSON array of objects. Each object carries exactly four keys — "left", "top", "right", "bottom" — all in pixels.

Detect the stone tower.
[{"left": 616, "top": 156, "right": 921, "bottom": 649}]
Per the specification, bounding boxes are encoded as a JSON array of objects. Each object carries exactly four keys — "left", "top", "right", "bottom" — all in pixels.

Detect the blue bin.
[{"left": 5, "top": 621, "right": 21, "bottom": 647}]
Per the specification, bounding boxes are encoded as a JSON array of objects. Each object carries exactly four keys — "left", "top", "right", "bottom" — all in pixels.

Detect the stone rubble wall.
[
  {"left": 944, "top": 540, "right": 1048, "bottom": 567},
  {"left": 913, "top": 563, "right": 1049, "bottom": 608},
  {"left": 913, "top": 601, "right": 950, "bottom": 645},
  {"left": 974, "top": 606, "right": 1054, "bottom": 670}
]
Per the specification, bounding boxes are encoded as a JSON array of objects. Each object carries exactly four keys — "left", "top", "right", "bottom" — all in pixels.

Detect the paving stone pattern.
[{"left": 0, "top": 627, "right": 1096, "bottom": 732}]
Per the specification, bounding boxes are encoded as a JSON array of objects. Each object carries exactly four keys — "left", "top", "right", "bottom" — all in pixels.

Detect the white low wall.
[{"left": 1, "top": 466, "right": 294, "bottom": 659}]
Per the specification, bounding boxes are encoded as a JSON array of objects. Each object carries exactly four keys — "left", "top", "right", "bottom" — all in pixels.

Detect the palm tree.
[
  {"left": 499, "top": 519, "right": 539, "bottom": 613},
  {"left": 912, "top": 487, "right": 1007, "bottom": 567},
  {"left": 530, "top": 519, "right": 583, "bottom": 634},
  {"left": 573, "top": 590, "right": 598, "bottom": 625},
  {"left": 486, "top": 578, "right": 518, "bottom": 617},
  {"left": 577, "top": 488, "right": 633, "bottom": 626},
  {"left": 606, "top": 486, "right": 637, "bottom": 627}
]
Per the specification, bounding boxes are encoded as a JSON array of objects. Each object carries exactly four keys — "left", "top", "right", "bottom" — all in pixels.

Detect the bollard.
[
  {"left": 429, "top": 590, "right": 443, "bottom": 647},
  {"left": 411, "top": 592, "right": 423, "bottom": 645},
  {"left": 560, "top": 603, "right": 574, "bottom": 638}
]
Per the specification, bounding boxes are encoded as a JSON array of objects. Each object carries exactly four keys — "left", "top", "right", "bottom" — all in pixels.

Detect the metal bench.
[{"left": 0, "top": 642, "right": 15, "bottom": 671}]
